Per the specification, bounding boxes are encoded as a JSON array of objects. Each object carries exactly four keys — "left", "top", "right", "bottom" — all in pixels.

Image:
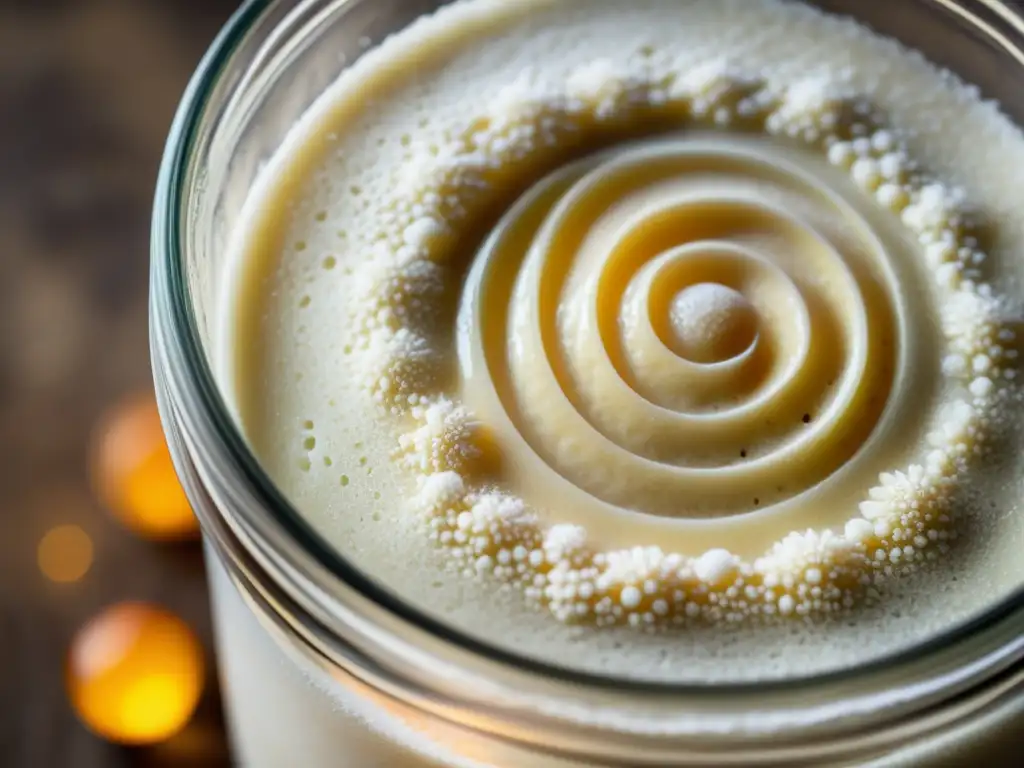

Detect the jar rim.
[{"left": 152, "top": 0, "right": 1024, "bottom": 702}]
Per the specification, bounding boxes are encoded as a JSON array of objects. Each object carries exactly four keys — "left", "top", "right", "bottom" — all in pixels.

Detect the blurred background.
[{"left": 1, "top": 1, "right": 241, "bottom": 765}]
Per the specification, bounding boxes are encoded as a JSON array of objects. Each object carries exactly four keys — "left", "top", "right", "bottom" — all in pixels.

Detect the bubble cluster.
[
  {"left": 668, "top": 282, "right": 759, "bottom": 364},
  {"left": 348, "top": 55, "right": 1018, "bottom": 628}
]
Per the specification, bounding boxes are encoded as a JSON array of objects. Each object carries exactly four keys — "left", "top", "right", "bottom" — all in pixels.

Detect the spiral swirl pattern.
[
  {"left": 351, "top": 63, "right": 1015, "bottom": 626},
  {"left": 462, "top": 137, "right": 903, "bottom": 518}
]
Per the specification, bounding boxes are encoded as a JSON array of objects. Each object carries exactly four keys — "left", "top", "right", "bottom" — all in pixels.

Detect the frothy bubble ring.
[{"left": 351, "top": 59, "right": 1015, "bottom": 628}]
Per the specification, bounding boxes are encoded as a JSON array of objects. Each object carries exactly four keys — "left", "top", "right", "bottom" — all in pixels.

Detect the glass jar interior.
[{"left": 166, "top": 0, "right": 1024, "bottom": 691}]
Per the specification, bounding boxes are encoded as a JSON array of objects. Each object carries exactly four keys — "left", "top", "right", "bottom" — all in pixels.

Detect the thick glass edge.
[{"left": 151, "top": 0, "right": 1024, "bottom": 696}]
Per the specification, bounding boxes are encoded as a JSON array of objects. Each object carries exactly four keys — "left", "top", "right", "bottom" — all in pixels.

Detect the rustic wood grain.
[{"left": 0, "top": 2, "right": 238, "bottom": 766}]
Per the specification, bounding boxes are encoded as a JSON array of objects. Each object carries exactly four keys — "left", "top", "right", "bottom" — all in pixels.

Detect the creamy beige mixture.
[{"left": 219, "top": 0, "right": 1024, "bottom": 681}]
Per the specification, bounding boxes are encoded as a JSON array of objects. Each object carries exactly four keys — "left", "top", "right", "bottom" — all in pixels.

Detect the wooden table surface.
[{"left": 0, "top": 2, "right": 239, "bottom": 766}]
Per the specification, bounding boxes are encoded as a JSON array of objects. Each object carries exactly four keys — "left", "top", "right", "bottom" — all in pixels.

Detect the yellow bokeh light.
[
  {"left": 38, "top": 525, "right": 93, "bottom": 583},
  {"left": 67, "top": 602, "right": 205, "bottom": 745},
  {"left": 92, "top": 395, "right": 198, "bottom": 541}
]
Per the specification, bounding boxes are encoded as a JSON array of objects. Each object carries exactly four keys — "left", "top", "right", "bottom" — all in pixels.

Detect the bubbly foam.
[{"left": 222, "top": 0, "right": 1024, "bottom": 680}]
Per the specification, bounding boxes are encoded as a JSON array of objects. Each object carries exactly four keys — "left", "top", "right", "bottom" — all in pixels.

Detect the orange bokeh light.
[
  {"left": 92, "top": 395, "right": 198, "bottom": 540},
  {"left": 66, "top": 602, "right": 205, "bottom": 745},
  {"left": 38, "top": 525, "right": 94, "bottom": 583}
]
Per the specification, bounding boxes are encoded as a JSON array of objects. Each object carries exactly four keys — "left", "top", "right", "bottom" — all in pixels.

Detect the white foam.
[{"left": 220, "top": 0, "right": 1024, "bottom": 682}]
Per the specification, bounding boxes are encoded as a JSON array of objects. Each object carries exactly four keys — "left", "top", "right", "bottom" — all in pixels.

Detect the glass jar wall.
[{"left": 151, "top": 0, "right": 1024, "bottom": 764}]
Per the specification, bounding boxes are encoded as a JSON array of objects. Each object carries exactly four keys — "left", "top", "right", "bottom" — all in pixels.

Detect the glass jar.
[{"left": 150, "top": 0, "right": 1024, "bottom": 765}]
